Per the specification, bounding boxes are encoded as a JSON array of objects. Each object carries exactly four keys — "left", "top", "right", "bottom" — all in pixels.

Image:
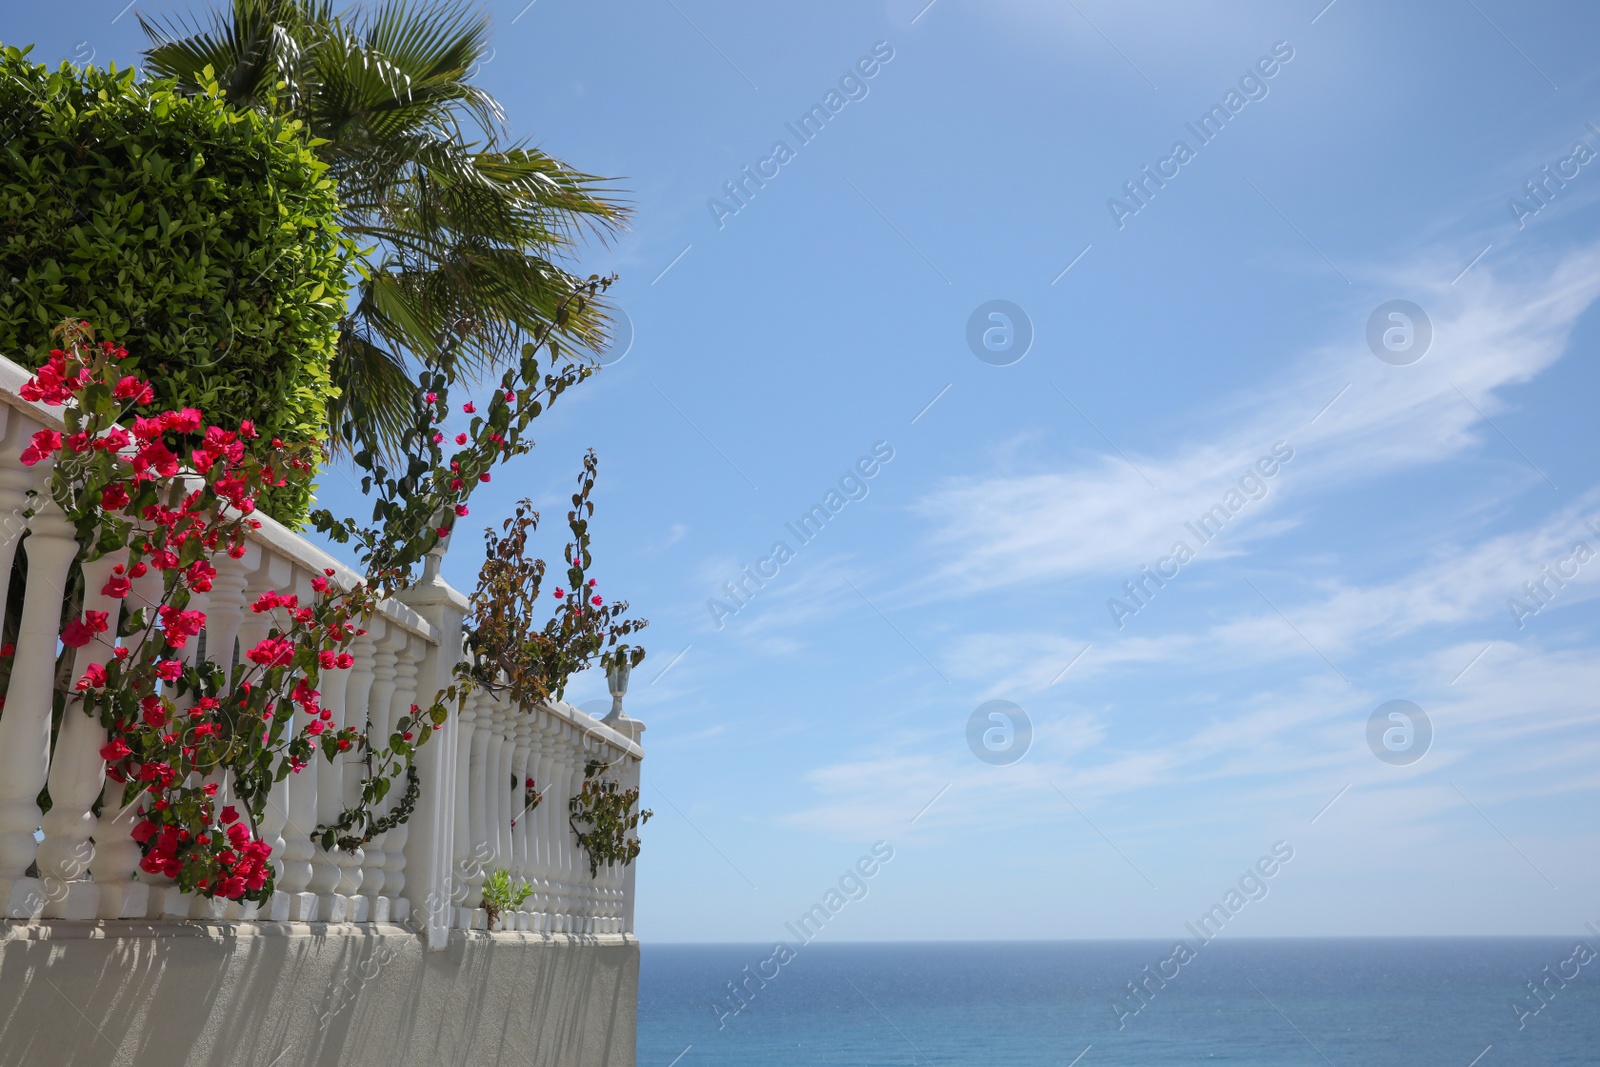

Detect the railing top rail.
[
  {"left": 543, "top": 698, "right": 644, "bottom": 760},
  {"left": 0, "top": 353, "right": 440, "bottom": 646}
]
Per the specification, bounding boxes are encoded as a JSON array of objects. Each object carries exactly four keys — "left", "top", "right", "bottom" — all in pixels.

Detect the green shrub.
[
  {"left": 480, "top": 868, "right": 533, "bottom": 930},
  {"left": 0, "top": 46, "right": 348, "bottom": 524}
]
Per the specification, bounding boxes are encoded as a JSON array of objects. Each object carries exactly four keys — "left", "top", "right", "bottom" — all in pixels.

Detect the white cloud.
[{"left": 908, "top": 245, "right": 1600, "bottom": 602}]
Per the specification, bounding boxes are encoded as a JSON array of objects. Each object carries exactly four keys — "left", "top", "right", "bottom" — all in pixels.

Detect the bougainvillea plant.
[
  {"left": 311, "top": 277, "right": 619, "bottom": 591},
  {"left": 462, "top": 449, "right": 648, "bottom": 706},
  {"left": 21, "top": 272, "right": 640, "bottom": 901},
  {"left": 568, "top": 757, "right": 652, "bottom": 878},
  {"left": 308, "top": 275, "right": 633, "bottom": 850},
  {"left": 21, "top": 319, "right": 402, "bottom": 901}
]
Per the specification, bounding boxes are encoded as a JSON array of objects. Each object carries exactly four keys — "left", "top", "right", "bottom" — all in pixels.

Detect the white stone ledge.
[{"left": 1, "top": 918, "right": 637, "bottom": 946}]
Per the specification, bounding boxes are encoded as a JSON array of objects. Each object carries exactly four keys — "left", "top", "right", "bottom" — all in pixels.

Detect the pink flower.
[
  {"left": 463, "top": 401, "right": 476, "bottom": 413},
  {"left": 132, "top": 440, "right": 180, "bottom": 478},
  {"left": 19, "top": 428, "right": 62, "bottom": 466},
  {"left": 155, "top": 660, "right": 183, "bottom": 682},
  {"left": 77, "top": 663, "right": 108, "bottom": 691},
  {"left": 158, "top": 606, "right": 206, "bottom": 648},
  {"left": 164, "top": 408, "right": 202, "bottom": 434},
  {"left": 425, "top": 392, "right": 437, "bottom": 404},
  {"left": 455, "top": 433, "right": 468, "bottom": 445},
  {"left": 130, "top": 416, "right": 165, "bottom": 441},
  {"left": 99, "top": 738, "right": 130, "bottom": 761},
  {"left": 454, "top": 504, "right": 468, "bottom": 516},
  {"left": 95, "top": 427, "right": 131, "bottom": 452},
  {"left": 185, "top": 560, "right": 216, "bottom": 593},
  {"left": 112, "top": 375, "right": 147, "bottom": 400},
  {"left": 59, "top": 623, "right": 92, "bottom": 649},
  {"left": 246, "top": 637, "right": 294, "bottom": 667}
]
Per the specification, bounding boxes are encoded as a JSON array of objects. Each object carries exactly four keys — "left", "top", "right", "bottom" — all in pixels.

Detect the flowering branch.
[{"left": 23, "top": 320, "right": 397, "bottom": 900}]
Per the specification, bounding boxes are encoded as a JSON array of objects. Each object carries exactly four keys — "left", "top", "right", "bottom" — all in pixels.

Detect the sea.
[{"left": 638, "top": 940, "right": 1598, "bottom": 1065}]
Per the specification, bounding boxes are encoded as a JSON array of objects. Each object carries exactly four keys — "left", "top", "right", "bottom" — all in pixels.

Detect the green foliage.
[
  {"left": 480, "top": 867, "right": 533, "bottom": 930},
  {"left": 569, "top": 758, "right": 651, "bottom": 878},
  {"left": 463, "top": 449, "right": 648, "bottom": 706},
  {"left": 0, "top": 45, "right": 348, "bottom": 524}
]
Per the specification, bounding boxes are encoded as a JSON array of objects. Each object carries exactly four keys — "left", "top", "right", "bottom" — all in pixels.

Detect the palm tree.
[{"left": 139, "top": 0, "right": 628, "bottom": 457}]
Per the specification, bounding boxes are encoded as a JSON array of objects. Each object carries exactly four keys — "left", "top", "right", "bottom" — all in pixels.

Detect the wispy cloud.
[{"left": 907, "top": 246, "right": 1600, "bottom": 602}]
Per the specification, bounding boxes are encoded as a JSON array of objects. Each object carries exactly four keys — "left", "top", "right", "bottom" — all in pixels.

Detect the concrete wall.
[{"left": 0, "top": 921, "right": 638, "bottom": 1067}]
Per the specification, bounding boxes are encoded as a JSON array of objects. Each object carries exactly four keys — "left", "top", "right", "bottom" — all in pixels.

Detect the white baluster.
[
  {"left": 335, "top": 629, "right": 376, "bottom": 919},
  {"left": 384, "top": 630, "right": 419, "bottom": 917},
  {"left": 553, "top": 725, "right": 581, "bottom": 933},
  {"left": 466, "top": 691, "right": 493, "bottom": 928},
  {"left": 276, "top": 570, "right": 320, "bottom": 920},
  {"left": 531, "top": 714, "right": 561, "bottom": 931},
  {"left": 181, "top": 579, "right": 235, "bottom": 923},
  {"left": 357, "top": 622, "right": 403, "bottom": 919},
  {"left": 309, "top": 630, "right": 353, "bottom": 922},
  {"left": 393, "top": 546, "right": 469, "bottom": 949},
  {"left": 36, "top": 552, "right": 125, "bottom": 918},
  {"left": 0, "top": 417, "right": 36, "bottom": 632},
  {"left": 239, "top": 548, "right": 293, "bottom": 920},
  {"left": 95, "top": 567, "right": 173, "bottom": 920},
  {"left": 510, "top": 710, "right": 533, "bottom": 890},
  {"left": 203, "top": 552, "right": 250, "bottom": 684},
  {"left": 183, "top": 552, "right": 250, "bottom": 921},
  {"left": 524, "top": 713, "right": 550, "bottom": 927},
  {"left": 490, "top": 700, "right": 512, "bottom": 889},
  {"left": 0, "top": 490, "right": 80, "bottom": 918},
  {"left": 450, "top": 687, "right": 480, "bottom": 929},
  {"left": 620, "top": 742, "right": 646, "bottom": 937}
]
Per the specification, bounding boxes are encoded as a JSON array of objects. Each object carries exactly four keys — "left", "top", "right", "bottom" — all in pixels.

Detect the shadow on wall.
[{"left": 0, "top": 923, "right": 638, "bottom": 1067}]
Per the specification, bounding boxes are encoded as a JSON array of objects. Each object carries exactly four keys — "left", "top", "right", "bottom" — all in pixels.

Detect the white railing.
[{"left": 0, "top": 356, "right": 644, "bottom": 947}]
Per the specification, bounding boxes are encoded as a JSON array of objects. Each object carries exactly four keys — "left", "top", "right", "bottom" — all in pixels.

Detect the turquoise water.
[{"left": 639, "top": 940, "right": 1598, "bottom": 1065}]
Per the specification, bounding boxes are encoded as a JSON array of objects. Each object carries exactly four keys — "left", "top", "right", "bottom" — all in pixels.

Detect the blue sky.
[{"left": 11, "top": 0, "right": 1600, "bottom": 943}]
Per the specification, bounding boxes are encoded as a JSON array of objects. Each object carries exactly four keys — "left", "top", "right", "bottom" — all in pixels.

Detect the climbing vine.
[
  {"left": 26, "top": 320, "right": 383, "bottom": 900},
  {"left": 569, "top": 757, "right": 652, "bottom": 878},
  {"left": 461, "top": 450, "right": 648, "bottom": 707},
  {"left": 24, "top": 272, "right": 623, "bottom": 901}
]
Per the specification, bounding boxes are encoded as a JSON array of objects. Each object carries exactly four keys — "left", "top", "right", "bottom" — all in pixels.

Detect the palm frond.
[{"left": 139, "top": 0, "right": 632, "bottom": 460}]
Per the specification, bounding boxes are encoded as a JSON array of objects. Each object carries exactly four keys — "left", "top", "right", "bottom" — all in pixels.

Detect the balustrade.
[{"left": 0, "top": 358, "right": 645, "bottom": 941}]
